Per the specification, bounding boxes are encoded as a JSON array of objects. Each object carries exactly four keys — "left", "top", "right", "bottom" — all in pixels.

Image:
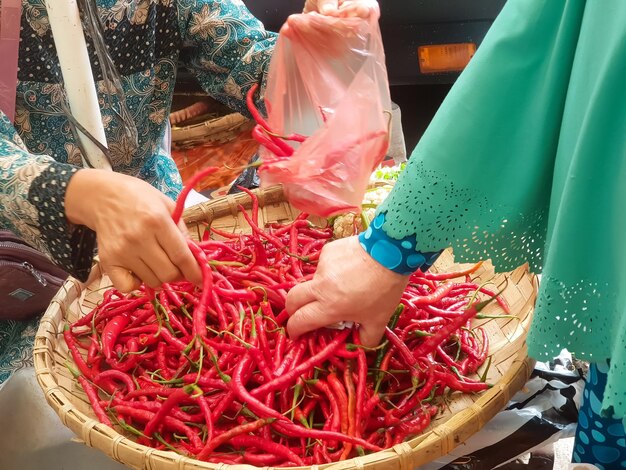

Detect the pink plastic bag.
[{"left": 258, "top": 10, "right": 392, "bottom": 217}]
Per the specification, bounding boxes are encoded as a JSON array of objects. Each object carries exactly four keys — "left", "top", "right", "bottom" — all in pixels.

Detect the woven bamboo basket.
[
  {"left": 170, "top": 97, "right": 251, "bottom": 148},
  {"left": 170, "top": 98, "right": 259, "bottom": 191},
  {"left": 34, "top": 186, "right": 538, "bottom": 470}
]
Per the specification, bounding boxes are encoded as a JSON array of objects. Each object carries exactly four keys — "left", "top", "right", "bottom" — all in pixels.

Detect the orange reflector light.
[{"left": 418, "top": 43, "right": 477, "bottom": 74}]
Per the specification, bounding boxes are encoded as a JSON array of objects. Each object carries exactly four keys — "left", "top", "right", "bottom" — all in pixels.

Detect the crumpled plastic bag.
[
  {"left": 422, "top": 350, "right": 585, "bottom": 469},
  {"left": 228, "top": 154, "right": 261, "bottom": 195},
  {"left": 258, "top": 10, "right": 392, "bottom": 217}
]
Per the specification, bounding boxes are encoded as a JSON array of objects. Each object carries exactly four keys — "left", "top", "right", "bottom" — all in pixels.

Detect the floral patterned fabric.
[
  {"left": 0, "top": 318, "right": 39, "bottom": 391},
  {"left": 0, "top": 0, "right": 276, "bottom": 385}
]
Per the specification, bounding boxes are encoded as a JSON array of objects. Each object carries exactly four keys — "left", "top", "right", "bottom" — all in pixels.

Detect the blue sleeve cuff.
[{"left": 358, "top": 212, "right": 441, "bottom": 275}]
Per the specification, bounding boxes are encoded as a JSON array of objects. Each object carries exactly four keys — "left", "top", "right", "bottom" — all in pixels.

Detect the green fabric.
[{"left": 378, "top": 0, "right": 626, "bottom": 423}]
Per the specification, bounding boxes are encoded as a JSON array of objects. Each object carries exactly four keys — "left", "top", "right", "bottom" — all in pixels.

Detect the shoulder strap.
[{"left": 0, "top": 0, "right": 21, "bottom": 122}]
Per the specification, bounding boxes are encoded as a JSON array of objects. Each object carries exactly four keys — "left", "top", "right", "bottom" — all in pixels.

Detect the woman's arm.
[
  {"left": 0, "top": 111, "right": 202, "bottom": 291},
  {"left": 176, "top": 0, "right": 379, "bottom": 115},
  {"left": 0, "top": 111, "right": 95, "bottom": 280},
  {"left": 176, "top": 0, "right": 277, "bottom": 115}
]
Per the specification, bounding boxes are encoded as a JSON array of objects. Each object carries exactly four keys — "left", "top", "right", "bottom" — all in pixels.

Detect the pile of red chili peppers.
[
  {"left": 63, "top": 177, "right": 509, "bottom": 465},
  {"left": 62, "top": 86, "right": 509, "bottom": 466}
]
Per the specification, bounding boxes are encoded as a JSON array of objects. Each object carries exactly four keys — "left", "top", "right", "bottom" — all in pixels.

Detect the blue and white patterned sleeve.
[
  {"left": 176, "top": 0, "right": 277, "bottom": 115},
  {"left": 359, "top": 212, "right": 442, "bottom": 275},
  {"left": 0, "top": 111, "right": 95, "bottom": 281}
]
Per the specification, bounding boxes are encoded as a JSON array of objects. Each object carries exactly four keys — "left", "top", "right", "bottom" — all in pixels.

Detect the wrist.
[
  {"left": 65, "top": 168, "right": 109, "bottom": 229},
  {"left": 358, "top": 212, "right": 438, "bottom": 275}
]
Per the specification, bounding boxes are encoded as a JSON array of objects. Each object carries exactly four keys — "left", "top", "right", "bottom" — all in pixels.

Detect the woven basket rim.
[
  {"left": 171, "top": 112, "right": 251, "bottom": 145},
  {"left": 34, "top": 186, "right": 538, "bottom": 470}
]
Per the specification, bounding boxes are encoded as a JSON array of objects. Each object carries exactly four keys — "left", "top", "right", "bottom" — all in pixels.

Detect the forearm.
[
  {"left": 65, "top": 168, "right": 113, "bottom": 229},
  {"left": 177, "top": 0, "right": 277, "bottom": 115},
  {"left": 0, "top": 112, "right": 96, "bottom": 280}
]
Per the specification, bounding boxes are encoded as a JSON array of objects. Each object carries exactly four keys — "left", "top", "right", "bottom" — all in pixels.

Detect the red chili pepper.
[
  {"left": 448, "top": 283, "right": 511, "bottom": 313},
  {"left": 352, "top": 331, "right": 368, "bottom": 437},
  {"left": 101, "top": 314, "right": 130, "bottom": 360},
  {"left": 196, "top": 395, "right": 214, "bottom": 443},
  {"left": 162, "top": 283, "right": 184, "bottom": 308},
  {"left": 156, "top": 342, "right": 173, "bottom": 380},
  {"left": 327, "top": 372, "right": 349, "bottom": 436},
  {"left": 212, "top": 284, "right": 256, "bottom": 302},
  {"left": 87, "top": 331, "right": 100, "bottom": 365},
  {"left": 412, "top": 299, "right": 489, "bottom": 359},
  {"left": 252, "top": 125, "right": 293, "bottom": 157},
  {"left": 159, "top": 327, "right": 188, "bottom": 350},
  {"left": 274, "top": 339, "right": 306, "bottom": 377},
  {"left": 113, "top": 405, "right": 203, "bottom": 450},
  {"left": 246, "top": 84, "right": 272, "bottom": 132},
  {"left": 158, "top": 291, "right": 189, "bottom": 337},
  {"left": 238, "top": 204, "right": 287, "bottom": 251},
  {"left": 71, "top": 296, "right": 131, "bottom": 329},
  {"left": 411, "top": 283, "right": 455, "bottom": 305},
  {"left": 92, "top": 297, "right": 149, "bottom": 327},
  {"left": 230, "top": 355, "right": 286, "bottom": 421},
  {"left": 436, "top": 344, "right": 464, "bottom": 371},
  {"left": 464, "top": 328, "right": 489, "bottom": 374},
  {"left": 434, "top": 369, "right": 490, "bottom": 393},
  {"left": 235, "top": 186, "right": 260, "bottom": 227},
  {"left": 423, "top": 304, "right": 465, "bottom": 318},
  {"left": 64, "top": 327, "right": 94, "bottom": 380},
  {"left": 393, "top": 406, "right": 437, "bottom": 444},
  {"left": 143, "top": 384, "right": 200, "bottom": 438},
  {"left": 171, "top": 166, "right": 218, "bottom": 225},
  {"left": 76, "top": 375, "right": 111, "bottom": 426},
  {"left": 107, "top": 338, "right": 140, "bottom": 372},
  {"left": 127, "top": 308, "right": 156, "bottom": 329},
  {"left": 186, "top": 240, "right": 213, "bottom": 339},
  {"left": 246, "top": 84, "right": 307, "bottom": 141},
  {"left": 251, "top": 329, "right": 351, "bottom": 398},
  {"left": 94, "top": 369, "right": 136, "bottom": 394},
  {"left": 231, "top": 435, "right": 304, "bottom": 466},
  {"left": 124, "top": 387, "right": 177, "bottom": 400},
  {"left": 204, "top": 339, "right": 247, "bottom": 356},
  {"left": 197, "top": 418, "right": 271, "bottom": 460},
  {"left": 211, "top": 391, "right": 235, "bottom": 422},
  {"left": 341, "top": 364, "right": 357, "bottom": 460},
  {"left": 422, "top": 261, "right": 483, "bottom": 281},
  {"left": 207, "top": 226, "right": 240, "bottom": 240},
  {"left": 312, "top": 379, "right": 341, "bottom": 441},
  {"left": 108, "top": 397, "right": 205, "bottom": 424},
  {"left": 273, "top": 422, "right": 382, "bottom": 452},
  {"left": 383, "top": 327, "right": 421, "bottom": 379}
]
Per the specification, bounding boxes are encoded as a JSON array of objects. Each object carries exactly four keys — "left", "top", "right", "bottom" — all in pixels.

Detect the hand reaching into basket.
[
  {"left": 286, "top": 235, "right": 410, "bottom": 347},
  {"left": 65, "top": 169, "right": 203, "bottom": 292}
]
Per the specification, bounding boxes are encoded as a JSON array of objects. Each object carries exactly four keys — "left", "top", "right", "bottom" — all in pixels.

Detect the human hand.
[
  {"left": 286, "top": 235, "right": 409, "bottom": 347},
  {"left": 65, "top": 169, "right": 202, "bottom": 292},
  {"left": 303, "top": 0, "right": 379, "bottom": 19},
  {"left": 286, "top": 0, "right": 379, "bottom": 57}
]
